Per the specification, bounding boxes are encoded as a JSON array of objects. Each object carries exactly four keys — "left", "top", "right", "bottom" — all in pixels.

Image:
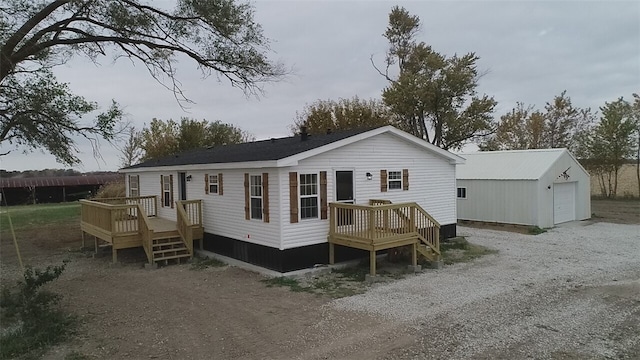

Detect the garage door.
[{"left": 553, "top": 182, "right": 576, "bottom": 224}]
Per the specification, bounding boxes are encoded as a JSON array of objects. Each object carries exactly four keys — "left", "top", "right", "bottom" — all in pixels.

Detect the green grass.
[
  {"left": 64, "top": 351, "right": 90, "bottom": 360},
  {"left": 0, "top": 203, "right": 80, "bottom": 230},
  {"left": 440, "top": 237, "right": 498, "bottom": 265},
  {"left": 190, "top": 256, "right": 226, "bottom": 270},
  {"left": 331, "top": 263, "right": 370, "bottom": 282},
  {"left": 261, "top": 277, "right": 310, "bottom": 292},
  {"left": 528, "top": 226, "right": 547, "bottom": 235}
]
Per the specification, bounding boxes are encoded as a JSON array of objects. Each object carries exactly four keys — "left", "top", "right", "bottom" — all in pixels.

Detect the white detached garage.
[{"left": 456, "top": 149, "right": 591, "bottom": 228}]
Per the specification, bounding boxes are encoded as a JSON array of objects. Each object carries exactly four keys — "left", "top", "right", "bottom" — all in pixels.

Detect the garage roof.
[{"left": 457, "top": 149, "right": 566, "bottom": 180}]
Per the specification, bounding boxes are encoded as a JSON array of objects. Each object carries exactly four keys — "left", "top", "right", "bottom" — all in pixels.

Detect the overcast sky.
[{"left": 2, "top": 0, "right": 639, "bottom": 172}]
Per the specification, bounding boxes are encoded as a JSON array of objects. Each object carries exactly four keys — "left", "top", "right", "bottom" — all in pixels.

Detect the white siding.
[
  {"left": 457, "top": 179, "right": 539, "bottom": 226},
  {"left": 279, "top": 132, "right": 457, "bottom": 249},
  {"left": 188, "top": 169, "right": 281, "bottom": 249},
  {"left": 456, "top": 150, "right": 591, "bottom": 228},
  {"left": 537, "top": 151, "right": 591, "bottom": 228},
  {"left": 135, "top": 171, "right": 178, "bottom": 221},
  {"left": 131, "top": 169, "right": 282, "bottom": 249}
]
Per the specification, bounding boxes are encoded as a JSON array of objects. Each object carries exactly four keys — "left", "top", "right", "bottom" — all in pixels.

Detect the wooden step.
[
  {"left": 417, "top": 244, "right": 439, "bottom": 261},
  {"left": 152, "top": 241, "right": 184, "bottom": 249},
  {"left": 152, "top": 230, "right": 180, "bottom": 240},
  {"left": 153, "top": 247, "right": 189, "bottom": 256},
  {"left": 153, "top": 237, "right": 181, "bottom": 245},
  {"left": 153, "top": 253, "right": 192, "bottom": 262}
]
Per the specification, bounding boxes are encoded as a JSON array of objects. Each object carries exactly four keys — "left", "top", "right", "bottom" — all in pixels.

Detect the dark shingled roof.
[{"left": 125, "top": 127, "right": 380, "bottom": 169}]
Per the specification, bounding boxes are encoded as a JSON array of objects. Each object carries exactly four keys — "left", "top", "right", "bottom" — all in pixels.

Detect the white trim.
[
  {"left": 249, "top": 174, "right": 263, "bottom": 220},
  {"left": 299, "top": 172, "right": 319, "bottom": 220},
  {"left": 334, "top": 168, "right": 355, "bottom": 204},
  {"left": 387, "top": 170, "right": 403, "bottom": 191},
  {"left": 208, "top": 174, "right": 219, "bottom": 194}
]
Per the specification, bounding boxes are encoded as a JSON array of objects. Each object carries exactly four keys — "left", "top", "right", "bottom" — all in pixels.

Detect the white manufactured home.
[
  {"left": 120, "top": 126, "right": 464, "bottom": 272},
  {"left": 456, "top": 148, "right": 591, "bottom": 228}
]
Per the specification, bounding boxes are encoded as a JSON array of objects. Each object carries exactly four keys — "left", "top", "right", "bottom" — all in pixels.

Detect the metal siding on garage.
[{"left": 553, "top": 182, "right": 576, "bottom": 224}]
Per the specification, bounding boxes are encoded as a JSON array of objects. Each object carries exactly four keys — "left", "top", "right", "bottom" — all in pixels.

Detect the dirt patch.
[
  {"left": 1, "top": 224, "right": 417, "bottom": 360},
  {"left": 457, "top": 220, "right": 538, "bottom": 234},
  {"left": 591, "top": 199, "right": 640, "bottom": 224}
]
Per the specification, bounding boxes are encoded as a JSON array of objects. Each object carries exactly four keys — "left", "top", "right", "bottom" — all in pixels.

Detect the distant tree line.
[{"left": 0, "top": 169, "right": 118, "bottom": 178}]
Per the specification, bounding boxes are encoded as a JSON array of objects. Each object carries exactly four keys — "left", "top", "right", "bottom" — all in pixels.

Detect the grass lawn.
[{"left": 0, "top": 202, "right": 81, "bottom": 230}]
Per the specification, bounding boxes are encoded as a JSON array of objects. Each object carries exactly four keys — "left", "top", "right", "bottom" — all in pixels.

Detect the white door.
[{"left": 553, "top": 182, "right": 576, "bottom": 224}]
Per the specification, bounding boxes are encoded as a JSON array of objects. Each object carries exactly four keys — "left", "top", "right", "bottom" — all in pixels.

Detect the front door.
[
  {"left": 335, "top": 170, "right": 354, "bottom": 225},
  {"left": 178, "top": 172, "right": 187, "bottom": 201}
]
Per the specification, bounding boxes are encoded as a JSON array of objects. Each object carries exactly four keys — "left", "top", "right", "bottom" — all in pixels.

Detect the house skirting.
[{"left": 201, "top": 223, "right": 456, "bottom": 273}]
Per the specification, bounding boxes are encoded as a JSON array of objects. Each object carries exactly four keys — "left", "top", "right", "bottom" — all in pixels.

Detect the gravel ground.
[{"left": 333, "top": 222, "right": 640, "bottom": 359}]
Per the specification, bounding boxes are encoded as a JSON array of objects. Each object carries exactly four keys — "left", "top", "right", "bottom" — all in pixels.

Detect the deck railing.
[
  {"left": 329, "top": 201, "right": 440, "bottom": 252},
  {"left": 180, "top": 199, "right": 203, "bottom": 226},
  {"left": 137, "top": 204, "right": 154, "bottom": 263},
  {"left": 93, "top": 195, "right": 157, "bottom": 217},
  {"left": 80, "top": 199, "right": 141, "bottom": 235}
]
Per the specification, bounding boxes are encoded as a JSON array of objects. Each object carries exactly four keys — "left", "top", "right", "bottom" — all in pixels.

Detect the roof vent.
[
  {"left": 300, "top": 126, "right": 309, "bottom": 141},
  {"left": 270, "top": 138, "right": 276, "bottom": 143},
  {"left": 326, "top": 128, "right": 332, "bottom": 134}
]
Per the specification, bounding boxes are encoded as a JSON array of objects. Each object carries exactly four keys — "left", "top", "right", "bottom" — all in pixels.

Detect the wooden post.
[
  {"left": 369, "top": 250, "right": 376, "bottom": 276},
  {"left": 154, "top": 196, "right": 158, "bottom": 217},
  {"left": 412, "top": 242, "right": 417, "bottom": 267},
  {"left": 62, "top": 186, "right": 66, "bottom": 202},
  {"left": 112, "top": 248, "right": 118, "bottom": 263},
  {"left": 81, "top": 231, "right": 86, "bottom": 249},
  {"left": 94, "top": 236, "right": 98, "bottom": 254},
  {"left": 329, "top": 205, "right": 335, "bottom": 235},
  {"left": 368, "top": 208, "right": 375, "bottom": 240},
  {"left": 329, "top": 243, "right": 335, "bottom": 264},
  {"left": 410, "top": 206, "right": 416, "bottom": 233}
]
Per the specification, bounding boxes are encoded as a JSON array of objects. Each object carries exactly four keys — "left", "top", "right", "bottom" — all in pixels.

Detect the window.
[
  {"left": 299, "top": 174, "right": 318, "bottom": 219},
  {"left": 163, "top": 175, "right": 171, "bottom": 207},
  {"left": 250, "top": 175, "right": 263, "bottom": 220},
  {"left": 457, "top": 187, "right": 467, "bottom": 199},
  {"left": 388, "top": 171, "right": 402, "bottom": 190},
  {"left": 129, "top": 175, "right": 139, "bottom": 197},
  {"left": 208, "top": 174, "right": 218, "bottom": 194}
]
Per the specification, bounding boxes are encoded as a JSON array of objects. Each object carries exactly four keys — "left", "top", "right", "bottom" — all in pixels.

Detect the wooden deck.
[
  {"left": 80, "top": 196, "right": 203, "bottom": 264},
  {"left": 328, "top": 200, "right": 441, "bottom": 276}
]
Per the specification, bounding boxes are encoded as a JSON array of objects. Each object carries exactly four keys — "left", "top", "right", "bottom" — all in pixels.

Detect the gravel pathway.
[{"left": 333, "top": 222, "right": 640, "bottom": 359}]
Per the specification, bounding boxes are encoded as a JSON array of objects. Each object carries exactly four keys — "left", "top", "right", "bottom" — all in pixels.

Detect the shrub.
[
  {"left": 93, "top": 181, "right": 125, "bottom": 199},
  {"left": 0, "top": 262, "right": 76, "bottom": 359}
]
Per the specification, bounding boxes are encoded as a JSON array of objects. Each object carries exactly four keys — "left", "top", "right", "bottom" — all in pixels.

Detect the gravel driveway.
[{"left": 334, "top": 222, "right": 640, "bottom": 359}]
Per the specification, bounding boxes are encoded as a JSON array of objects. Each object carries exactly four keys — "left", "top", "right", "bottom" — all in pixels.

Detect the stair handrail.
[
  {"left": 175, "top": 201, "right": 194, "bottom": 256},
  {"left": 411, "top": 203, "right": 441, "bottom": 255},
  {"left": 366, "top": 199, "right": 441, "bottom": 254},
  {"left": 136, "top": 204, "right": 154, "bottom": 263}
]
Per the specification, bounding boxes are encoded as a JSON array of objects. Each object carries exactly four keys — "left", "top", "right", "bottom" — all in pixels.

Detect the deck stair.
[
  {"left": 80, "top": 197, "right": 203, "bottom": 265},
  {"left": 151, "top": 230, "right": 191, "bottom": 264}
]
